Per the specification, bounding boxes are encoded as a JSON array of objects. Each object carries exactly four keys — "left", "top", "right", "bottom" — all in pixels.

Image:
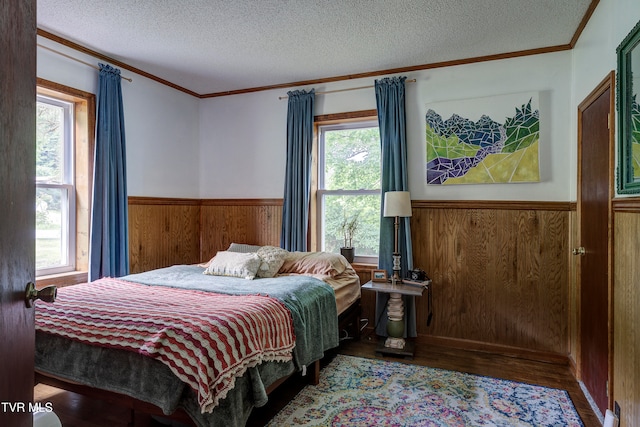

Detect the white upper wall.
[
  {"left": 198, "top": 90, "right": 288, "bottom": 198},
  {"left": 199, "top": 0, "right": 640, "bottom": 202},
  {"left": 571, "top": 0, "right": 640, "bottom": 199},
  {"left": 37, "top": 36, "right": 201, "bottom": 198},
  {"left": 573, "top": 0, "right": 640, "bottom": 102},
  {"left": 200, "top": 52, "right": 573, "bottom": 201}
]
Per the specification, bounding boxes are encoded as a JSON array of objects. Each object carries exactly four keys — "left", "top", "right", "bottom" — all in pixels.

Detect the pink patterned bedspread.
[{"left": 35, "top": 278, "right": 296, "bottom": 413}]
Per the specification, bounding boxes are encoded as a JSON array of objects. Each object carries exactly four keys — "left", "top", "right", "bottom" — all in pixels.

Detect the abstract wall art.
[{"left": 426, "top": 92, "right": 540, "bottom": 185}]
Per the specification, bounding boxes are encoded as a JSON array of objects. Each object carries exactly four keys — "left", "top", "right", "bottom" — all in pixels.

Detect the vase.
[
  {"left": 340, "top": 247, "right": 355, "bottom": 263},
  {"left": 386, "top": 319, "right": 404, "bottom": 338}
]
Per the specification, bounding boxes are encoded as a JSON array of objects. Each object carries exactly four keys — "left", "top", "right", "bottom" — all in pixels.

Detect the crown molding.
[{"left": 37, "top": 0, "right": 599, "bottom": 99}]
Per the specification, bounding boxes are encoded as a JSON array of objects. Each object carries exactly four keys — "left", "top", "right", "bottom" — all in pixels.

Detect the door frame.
[{"left": 575, "top": 70, "right": 616, "bottom": 410}]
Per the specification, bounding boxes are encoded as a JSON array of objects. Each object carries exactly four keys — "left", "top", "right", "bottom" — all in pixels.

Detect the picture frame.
[
  {"left": 616, "top": 18, "right": 640, "bottom": 194},
  {"left": 371, "top": 269, "right": 388, "bottom": 282}
]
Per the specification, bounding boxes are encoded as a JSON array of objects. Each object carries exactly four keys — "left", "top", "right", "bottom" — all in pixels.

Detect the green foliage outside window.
[
  {"left": 36, "top": 101, "right": 64, "bottom": 225},
  {"left": 36, "top": 101, "right": 66, "bottom": 269},
  {"left": 322, "top": 126, "right": 381, "bottom": 257}
]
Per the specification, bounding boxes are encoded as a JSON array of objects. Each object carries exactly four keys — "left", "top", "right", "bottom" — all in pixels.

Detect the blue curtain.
[
  {"left": 374, "top": 76, "right": 416, "bottom": 337},
  {"left": 89, "top": 64, "right": 129, "bottom": 281},
  {"left": 281, "top": 89, "right": 315, "bottom": 251}
]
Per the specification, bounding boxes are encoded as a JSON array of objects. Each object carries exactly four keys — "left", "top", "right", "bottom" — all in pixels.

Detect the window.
[
  {"left": 36, "top": 95, "right": 76, "bottom": 275},
  {"left": 316, "top": 118, "right": 381, "bottom": 263},
  {"left": 36, "top": 80, "right": 94, "bottom": 281}
]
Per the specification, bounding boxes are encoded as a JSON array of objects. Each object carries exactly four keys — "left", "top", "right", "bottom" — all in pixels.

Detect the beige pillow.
[
  {"left": 203, "top": 251, "right": 261, "bottom": 279},
  {"left": 256, "top": 246, "right": 289, "bottom": 278},
  {"left": 278, "top": 251, "right": 348, "bottom": 277}
]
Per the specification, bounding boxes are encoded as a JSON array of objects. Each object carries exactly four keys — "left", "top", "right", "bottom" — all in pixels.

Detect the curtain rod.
[
  {"left": 278, "top": 78, "right": 416, "bottom": 100},
  {"left": 37, "top": 43, "right": 133, "bottom": 82}
]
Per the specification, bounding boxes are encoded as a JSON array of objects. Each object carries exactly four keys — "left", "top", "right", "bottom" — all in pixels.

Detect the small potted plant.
[{"left": 340, "top": 214, "right": 358, "bottom": 263}]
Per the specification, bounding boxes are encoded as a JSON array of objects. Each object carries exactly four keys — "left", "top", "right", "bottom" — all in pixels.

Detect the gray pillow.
[{"left": 227, "top": 242, "right": 263, "bottom": 253}]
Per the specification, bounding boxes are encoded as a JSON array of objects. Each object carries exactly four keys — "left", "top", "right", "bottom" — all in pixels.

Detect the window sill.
[
  {"left": 36, "top": 271, "right": 88, "bottom": 289},
  {"left": 351, "top": 262, "right": 378, "bottom": 273}
]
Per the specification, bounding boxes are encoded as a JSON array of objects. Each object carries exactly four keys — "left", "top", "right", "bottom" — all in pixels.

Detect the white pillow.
[
  {"left": 203, "top": 251, "right": 261, "bottom": 280},
  {"left": 256, "top": 246, "right": 289, "bottom": 278}
]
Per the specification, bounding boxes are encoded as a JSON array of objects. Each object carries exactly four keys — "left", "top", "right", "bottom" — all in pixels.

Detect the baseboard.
[
  {"left": 414, "top": 335, "right": 570, "bottom": 365},
  {"left": 568, "top": 353, "right": 578, "bottom": 378},
  {"left": 579, "top": 380, "right": 605, "bottom": 423},
  {"left": 358, "top": 329, "right": 570, "bottom": 365},
  {"left": 416, "top": 335, "right": 569, "bottom": 365}
]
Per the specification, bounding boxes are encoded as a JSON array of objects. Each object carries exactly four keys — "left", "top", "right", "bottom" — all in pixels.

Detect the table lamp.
[{"left": 383, "top": 191, "right": 412, "bottom": 284}]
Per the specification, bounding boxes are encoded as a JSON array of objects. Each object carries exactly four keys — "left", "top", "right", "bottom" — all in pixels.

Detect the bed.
[{"left": 34, "top": 246, "right": 361, "bottom": 427}]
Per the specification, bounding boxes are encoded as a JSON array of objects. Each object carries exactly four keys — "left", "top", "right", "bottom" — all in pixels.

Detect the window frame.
[
  {"left": 313, "top": 111, "right": 381, "bottom": 264},
  {"left": 35, "top": 79, "right": 95, "bottom": 284},
  {"left": 36, "top": 94, "right": 77, "bottom": 276}
]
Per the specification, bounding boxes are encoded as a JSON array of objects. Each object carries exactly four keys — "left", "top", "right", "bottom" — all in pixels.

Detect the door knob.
[
  {"left": 572, "top": 247, "right": 586, "bottom": 256},
  {"left": 25, "top": 282, "right": 57, "bottom": 307}
]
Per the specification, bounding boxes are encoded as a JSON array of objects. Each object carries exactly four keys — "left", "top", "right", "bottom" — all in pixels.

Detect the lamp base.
[
  {"left": 376, "top": 339, "right": 415, "bottom": 359},
  {"left": 391, "top": 253, "right": 402, "bottom": 284},
  {"left": 384, "top": 337, "right": 405, "bottom": 349}
]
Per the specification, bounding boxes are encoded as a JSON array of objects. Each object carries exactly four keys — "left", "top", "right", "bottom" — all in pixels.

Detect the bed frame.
[
  {"left": 338, "top": 295, "right": 362, "bottom": 341},
  {"left": 35, "top": 297, "right": 361, "bottom": 426}
]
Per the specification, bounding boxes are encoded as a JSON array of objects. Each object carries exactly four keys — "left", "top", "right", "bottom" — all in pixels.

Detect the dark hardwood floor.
[{"left": 34, "top": 336, "right": 601, "bottom": 427}]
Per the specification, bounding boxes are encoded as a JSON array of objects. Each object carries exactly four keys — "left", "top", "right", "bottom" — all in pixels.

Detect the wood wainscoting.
[
  {"left": 128, "top": 197, "right": 574, "bottom": 362},
  {"left": 128, "top": 197, "right": 282, "bottom": 273},
  {"left": 128, "top": 197, "right": 201, "bottom": 273},
  {"left": 199, "top": 199, "right": 282, "bottom": 262},
  {"left": 612, "top": 198, "right": 640, "bottom": 426},
  {"left": 410, "top": 200, "right": 574, "bottom": 361}
]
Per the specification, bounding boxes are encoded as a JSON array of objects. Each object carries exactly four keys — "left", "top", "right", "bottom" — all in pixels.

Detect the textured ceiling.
[{"left": 37, "top": 0, "right": 594, "bottom": 95}]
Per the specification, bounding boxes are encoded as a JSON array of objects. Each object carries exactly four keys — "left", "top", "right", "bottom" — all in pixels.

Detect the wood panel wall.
[
  {"left": 200, "top": 199, "right": 282, "bottom": 262},
  {"left": 128, "top": 197, "right": 572, "bottom": 360},
  {"left": 128, "top": 198, "right": 282, "bottom": 273},
  {"left": 128, "top": 198, "right": 201, "bottom": 273},
  {"left": 411, "top": 201, "right": 572, "bottom": 358},
  {"left": 612, "top": 199, "right": 640, "bottom": 426}
]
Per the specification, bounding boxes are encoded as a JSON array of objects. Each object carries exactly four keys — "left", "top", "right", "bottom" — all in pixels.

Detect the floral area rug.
[{"left": 267, "top": 354, "right": 584, "bottom": 426}]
